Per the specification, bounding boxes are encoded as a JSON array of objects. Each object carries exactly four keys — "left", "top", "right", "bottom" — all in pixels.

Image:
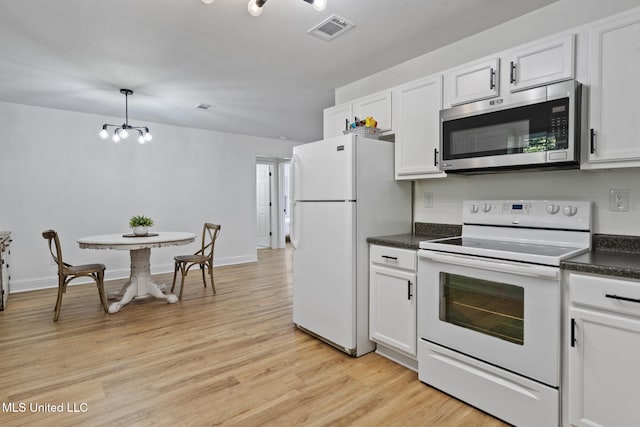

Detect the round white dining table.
[{"left": 77, "top": 232, "right": 196, "bottom": 313}]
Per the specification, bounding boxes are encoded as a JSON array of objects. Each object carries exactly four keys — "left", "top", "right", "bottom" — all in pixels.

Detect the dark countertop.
[
  {"left": 562, "top": 251, "right": 640, "bottom": 280},
  {"left": 367, "top": 233, "right": 436, "bottom": 250},
  {"left": 367, "top": 223, "right": 461, "bottom": 250},
  {"left": 561, "top": 234, "right": 640, "bottom": 280}
]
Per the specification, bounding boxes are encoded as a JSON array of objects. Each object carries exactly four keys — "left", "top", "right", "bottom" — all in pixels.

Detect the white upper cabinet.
[
  {"left": 444, "top": 58, "right": 500, "bottom": 107},
  {"left": 323, "top": 90, "right": 392, "bottom": 139},
  {"left": 323, "top": 102, "right": 352, "bottom": 139},
  {"left": 392, "top": 74, "right": 445, "bottom": 180},
  {"left": 584, "top": 10, "right": 640, "bottom": 168},
  {"left": 353, "top": 90, "right": 392, "bottom": 131},
  {"left": 507, "top": 34, "right": 575, "bottom": 92},
  {"left": 443, "top": 35, "right": 575, "bottom": 108}
]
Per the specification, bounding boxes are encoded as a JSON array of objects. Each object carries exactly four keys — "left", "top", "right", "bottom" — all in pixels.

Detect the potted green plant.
[{"left": 129, "top": 215, "right": 154, "bottom": 236}]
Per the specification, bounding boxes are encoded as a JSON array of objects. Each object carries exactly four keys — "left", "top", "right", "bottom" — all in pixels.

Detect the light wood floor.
[{"left": 0, "top": 246, "right": 508, "bottom": 426}]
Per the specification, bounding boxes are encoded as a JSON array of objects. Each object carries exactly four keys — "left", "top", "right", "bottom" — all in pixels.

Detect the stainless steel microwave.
[{"left": 439, "top": 80, "right": 581, "bottom": 174}]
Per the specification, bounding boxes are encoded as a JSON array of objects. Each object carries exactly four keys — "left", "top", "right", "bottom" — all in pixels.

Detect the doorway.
[
  {"left": 256, "top": 162, "right": 273, "bottom": 248},
  {"left": 255, "top": 158, "right": 290, "bottom": 249}
]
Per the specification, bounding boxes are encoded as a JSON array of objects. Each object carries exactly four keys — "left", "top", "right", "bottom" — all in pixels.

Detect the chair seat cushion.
[
  {"left": 64, "top": 263, "right": 106, "bottom": 274},
  {"left": 174, "top": 254, "right": 209, "bottom": 263}
]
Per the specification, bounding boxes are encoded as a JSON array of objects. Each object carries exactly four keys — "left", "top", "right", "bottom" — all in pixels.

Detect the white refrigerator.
[{"left": 291, "top": 134, "right": 411, "bottom": 356}]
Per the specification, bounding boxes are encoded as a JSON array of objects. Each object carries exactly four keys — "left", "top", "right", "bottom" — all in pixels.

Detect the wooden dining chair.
[
  {"left": 171, "top": 223, "right": 221, "bottom": 300},
  {"left": 42, "top": 230, "right": 109, "bottom": 321}
]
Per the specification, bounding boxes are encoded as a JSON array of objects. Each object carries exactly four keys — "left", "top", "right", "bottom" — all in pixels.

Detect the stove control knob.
[
  {"left": 546, "top": 204, "right": 560, "bottom": 215},
  {"left": 469, "top": 204, "right": 479, "bottom": 213},
  {"left": 481, "top": 203, "right": 492, "bottom": 213},
  {"left": 562, "top": 205, "right": 578, "bottom": 217}
]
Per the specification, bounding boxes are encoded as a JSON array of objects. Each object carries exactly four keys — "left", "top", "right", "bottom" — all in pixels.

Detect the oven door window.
[
  {"left": 442, "top": 97, "right": 569, "bottom": 160},
  {"left": 440, "top": 273, "right": 524, "bottom": 345}
]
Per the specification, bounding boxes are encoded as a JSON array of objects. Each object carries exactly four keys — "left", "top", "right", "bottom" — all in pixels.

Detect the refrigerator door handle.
[
  {"left": 290, "top": 201, "right": 298, "bottom": 249},
  {"left": 291, "top": 153, "right": 299, "bottom": 204}
]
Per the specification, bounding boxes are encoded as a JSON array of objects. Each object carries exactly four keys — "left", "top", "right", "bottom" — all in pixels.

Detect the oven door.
[{"left": 418, "top": 249, "right": 560, "bottom": 387}]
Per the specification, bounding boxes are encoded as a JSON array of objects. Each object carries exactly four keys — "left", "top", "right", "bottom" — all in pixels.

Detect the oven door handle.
[{"left": 418, "top": 250, "right": 559, "bottom": 279}]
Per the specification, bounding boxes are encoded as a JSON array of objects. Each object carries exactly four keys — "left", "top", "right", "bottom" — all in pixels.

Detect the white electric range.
[{"left": 417, "top": 200, "right": 592, "bottom": 427}]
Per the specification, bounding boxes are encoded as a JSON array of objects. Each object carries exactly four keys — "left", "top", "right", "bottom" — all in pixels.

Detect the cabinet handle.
[
  {"left": 605, "top": 293, "right": 640, "bottom": 304},
  {"left": 570, "top": 318, "right": 576, "bottom": 347},
  {"left": 489, "top": 68, "right": 496, "bottom": 89},
  {"left": 407, "top": 280, "right": 413, "bottom": 300},
  {"left": 590, "top": 129, "right": 596, "bottom": 154},
  {"left": 381, "top": 255, "right": 398, "bottom": 261},
  {"left": 510, "top": 61, "right": 516, "bottom": 84},
  {"left": 434, "top": 148, "right": 439, "bottom": 167}
]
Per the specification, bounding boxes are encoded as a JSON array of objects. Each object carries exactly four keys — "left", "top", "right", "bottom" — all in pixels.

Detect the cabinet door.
[
  {"left": 369, "top": 264, "right": 417, "bottom": 356},
  {"left": 568, "top": 306, "right": 640, "bottom": 427},
  {"left": 444, "top": 58, "right": 499, "bottom": 107},
  {"left": 353, "top": 90, "right": 392, "bottom": 131},
  {"left": 587, "top": 12, "right": 640, "bottom": 166},
  {"left": 323, "top": 103, "right": 352, "bottom": 139},
  {"left": 508, "top": 35, "right": 574, "bottom": 92},
  {"left": 393, "top": 75, "right": 445, "bottom": 179}
]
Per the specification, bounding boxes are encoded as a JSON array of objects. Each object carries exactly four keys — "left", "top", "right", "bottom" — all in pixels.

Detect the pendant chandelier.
[
  {"left": 201, "top": 0, "right": 327, "bottom": 17},
  {"left": 98, "top": 89, "right": 152, "bottom": 144}
]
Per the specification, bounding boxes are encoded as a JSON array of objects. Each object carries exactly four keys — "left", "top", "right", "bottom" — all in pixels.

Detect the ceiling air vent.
[
  {"left": 195, "top": 103, "right": 214, "bottom": 110},
  {"left": 307, "top": 15, "right": 355, "bottom": 42}
]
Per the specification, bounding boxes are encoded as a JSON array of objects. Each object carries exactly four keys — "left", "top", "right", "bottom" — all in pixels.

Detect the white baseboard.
[{"left": 10, "top": 254, "right": 258, "bottom": 294}]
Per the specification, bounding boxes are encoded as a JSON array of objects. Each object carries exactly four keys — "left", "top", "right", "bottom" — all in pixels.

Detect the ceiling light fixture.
[
  {"left": 98, "top": 89, "right": 152, "bottom": 144},
  {"left": 246, "top": 0, "right": 327, "bottom": 17}
]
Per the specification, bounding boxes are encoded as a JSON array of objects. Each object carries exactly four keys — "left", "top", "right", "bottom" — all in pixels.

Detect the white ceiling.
[{"left": 0, "top": 0, "right": 557, "bottom": 143}]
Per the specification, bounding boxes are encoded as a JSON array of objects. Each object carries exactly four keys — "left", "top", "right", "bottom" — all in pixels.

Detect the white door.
[
  {"left": 588, "top": 11, "right": 640, "bottom": 164},
  {"left": 292, "top": 135, "right": 355, "bottom": 201},
  {"left": 444, "top": 58, "right": 500, "bottom": 107},
  {"left": 353, "top": 90, "right": 392, "bottom": 131},
  {"left": 323, "top": 103, "right": 352, "bottom": 139},
  {"left": 256, "top": 163, "right": 272, "bottom": 248},
  {"left": 292, "top": 201, "right": 356, "bottom": 351},
  {"left": 418, "top": 251, "right": 561, "bottom": 387},
  {"left": 568, "top": 307, "right": 640, "bottom": 427},
  {"left": 369, "top": 265, "right": 417, "bottom": 356},
  {"left": 507, "top": 35, "right": 574, "bottom": 92},
  {"left": 393, "top": 74, "right": 444, "bottom": 178}
]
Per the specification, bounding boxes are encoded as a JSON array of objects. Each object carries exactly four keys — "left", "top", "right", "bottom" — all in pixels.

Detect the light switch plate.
[{"left": 424, "top": 192, "right": 433, "bottom": 208}]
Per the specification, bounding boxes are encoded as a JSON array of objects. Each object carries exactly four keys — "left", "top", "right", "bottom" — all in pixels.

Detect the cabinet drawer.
[
  {"left": 570, "top": 273, "right": 640, "bottom": 317},
  {"left": 370, "top": 245, "right": 416, "bottom": 271}
]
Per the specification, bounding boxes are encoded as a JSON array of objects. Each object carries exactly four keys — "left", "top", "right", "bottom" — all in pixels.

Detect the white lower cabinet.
[
  {"left": 369, "top": 245, "right": 417, "bottom": 369},
  {"left": 567, "top": 273, "right": 640, "bottom": 427}
]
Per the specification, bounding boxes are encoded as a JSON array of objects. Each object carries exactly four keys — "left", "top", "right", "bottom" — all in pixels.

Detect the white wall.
[
  {"left": 0, "top": 101, "right": 296, "bottom": 292},
  {"left": 336, "top": 0, "right": 640, "bottom": 103},
  {"left": 334, "top": 0, "right": 640, "bottom": 236},
  {"left": 415, "top": 169, "right": 640, "bottom": 235}
]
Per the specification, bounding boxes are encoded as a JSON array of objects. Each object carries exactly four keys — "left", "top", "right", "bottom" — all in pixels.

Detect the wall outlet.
[
  {"left": 424, "top": 192, "right": 433, "bottom": 208},
  {"left": 609, "top": 189, "right": 630, "bottom": 212}
]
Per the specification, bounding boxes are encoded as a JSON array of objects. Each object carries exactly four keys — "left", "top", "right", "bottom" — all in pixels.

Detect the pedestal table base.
[{"left": 108, "top": 248, "right": 178, "bottom": 313}]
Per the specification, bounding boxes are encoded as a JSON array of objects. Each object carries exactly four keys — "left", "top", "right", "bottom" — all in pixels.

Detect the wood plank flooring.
[{"left": 0, "top": 246, "right": 508, "bottom": 426}]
